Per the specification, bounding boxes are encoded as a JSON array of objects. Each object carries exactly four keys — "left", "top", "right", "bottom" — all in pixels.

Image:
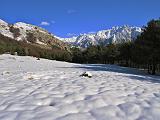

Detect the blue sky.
[{"left": 0, "top": 0, "right": 160, "bottom": 37}]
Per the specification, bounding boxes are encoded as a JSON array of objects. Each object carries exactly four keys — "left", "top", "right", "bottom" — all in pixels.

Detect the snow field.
[{"left": 0, "top": 54, "right": 160, "bottom": 120}]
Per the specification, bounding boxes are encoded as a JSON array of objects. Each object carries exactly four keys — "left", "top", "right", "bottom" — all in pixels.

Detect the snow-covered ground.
[{"left": 0, "top": 54, "right": 160, "bottom": 120}]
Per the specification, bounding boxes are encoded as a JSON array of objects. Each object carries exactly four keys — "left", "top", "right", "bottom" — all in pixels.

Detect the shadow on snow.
[{"left": 58, "top": 64, "right": 160, "bottom": 84}]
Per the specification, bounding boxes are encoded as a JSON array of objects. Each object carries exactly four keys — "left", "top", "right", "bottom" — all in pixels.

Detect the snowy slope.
[
  {"left": 58, "top": 26, "right": 142, "bottom": 48},
  {"left": 13, "top": 22, "right": 51, "bottom": 42},
  {"left": 0, "top": 19, "right": 14, "bottom": 38},
  {"left": 0, "top": 19, "right": 49, "bottom": 42},
  {"left": 0, "top": 19, "right": 69, "bottom": 50},
  {"left": 0, "top": 54, "right": 160, "bottom": 120}
]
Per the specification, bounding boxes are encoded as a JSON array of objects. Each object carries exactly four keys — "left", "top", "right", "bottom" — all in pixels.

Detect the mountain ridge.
[
  {"left": 0, "top": 19, "right": 142, "bottom": 49},
  {"left": 57, "top": 25, "right": 142, "bottom": 48}
]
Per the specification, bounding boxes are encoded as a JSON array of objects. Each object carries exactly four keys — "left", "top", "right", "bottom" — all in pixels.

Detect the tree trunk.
[
  {"left": 125, "top": 60, "right": 129, "bottom": 67},
  {"left": 151, "top": 64, "right": 156, "bottom": 75},
  {"left": 147, "top": 64, "right": 150, "bottom": 74}
]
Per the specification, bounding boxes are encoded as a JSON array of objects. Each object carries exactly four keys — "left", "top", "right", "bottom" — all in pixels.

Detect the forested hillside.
[{"left": 0, "top": 34, "right": 72, "bottom": 61}]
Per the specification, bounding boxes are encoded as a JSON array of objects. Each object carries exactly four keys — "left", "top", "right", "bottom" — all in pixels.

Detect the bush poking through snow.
[
  {"left": 28, "top": 77, "right": 34, "bottom": 80},
  {"left": 37, "top": 58, "right": 40, "bottom": 60},
  {"left": 80, "top": 72, "right": 92, "bottom": 78}
]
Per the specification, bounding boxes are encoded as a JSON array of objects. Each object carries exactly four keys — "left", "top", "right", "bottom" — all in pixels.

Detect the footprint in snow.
[{"left": 153, "top": 93, "right": 160, "bottom": 97}]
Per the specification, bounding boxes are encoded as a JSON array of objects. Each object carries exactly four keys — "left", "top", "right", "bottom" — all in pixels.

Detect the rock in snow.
[
  {"left": 81, "top": 72, "right": 92, "bottom": 78},
  {"left": 0, "top": 54, "right": 160, "bottom": 120}
]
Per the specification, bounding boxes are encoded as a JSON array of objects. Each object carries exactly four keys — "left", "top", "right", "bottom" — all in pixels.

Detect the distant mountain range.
[
  {"left": 0, "top": 19, "right": 142, "bottom": 48},
  {"left": 57, "top": 26, "right": 142, "bottom": 48}
]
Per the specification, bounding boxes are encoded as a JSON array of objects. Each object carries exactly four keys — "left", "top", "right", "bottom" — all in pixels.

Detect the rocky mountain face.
[
  {"left": 57, "top": 26, "right": 142, "bottom": 48},
  {"left": 0, "top": 19, "right": 68, "bottom": 50}
]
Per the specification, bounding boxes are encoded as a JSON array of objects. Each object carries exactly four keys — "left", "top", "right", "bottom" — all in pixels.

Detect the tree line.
[{"left": 71, "top": 19, "right": 160, "bottom": 75}]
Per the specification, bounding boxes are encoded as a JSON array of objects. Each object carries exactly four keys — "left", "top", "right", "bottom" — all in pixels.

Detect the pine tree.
[
  {"left": 119, "top": 42, "right": 133, "bottom": 66},
  {"left": 134, "top": 19, "right": 160, "bottom": 74}
]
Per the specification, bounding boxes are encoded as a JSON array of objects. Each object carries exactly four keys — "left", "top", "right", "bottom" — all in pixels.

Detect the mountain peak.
[
  {"left": 58, "top": 25, "right": 142, "bottom": 48},
  {"left": 0, "top": 19, "right": 69, "bottom": 50},
  {"left": 0, "top": 19, "right": 8, "bottom": 25}
]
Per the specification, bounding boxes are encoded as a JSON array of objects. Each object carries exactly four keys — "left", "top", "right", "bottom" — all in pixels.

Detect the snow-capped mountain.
[
  {"left": 0, "top": 19, "right": 48, "bottom": 41},
  {"left": 58, "top": 25, "right": 142, "bottom": 48},
  {"left": 0, "top": 19, "right": 142, "bottom": 49},
  {"left": 0, "top": 19, "right": 68, "bottom": 50}
]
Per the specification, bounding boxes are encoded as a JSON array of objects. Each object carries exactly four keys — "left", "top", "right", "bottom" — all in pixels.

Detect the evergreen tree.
[
  {"left": 105, "top": 44, "right": 119, "bottom": 64},
  {"left": 71, "top": 47, "right": 84, "bottom": 63},
  {"left": 134, "top": 19, "right": 160, "bottom": 74},
  {"left": 119, "top": 42, "right": 133, "bottom": 66}
]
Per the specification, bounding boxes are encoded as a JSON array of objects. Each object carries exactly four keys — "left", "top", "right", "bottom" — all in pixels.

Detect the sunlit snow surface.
[{"left": 0, "top": 54, "right": 160, "bottom": 120}]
